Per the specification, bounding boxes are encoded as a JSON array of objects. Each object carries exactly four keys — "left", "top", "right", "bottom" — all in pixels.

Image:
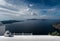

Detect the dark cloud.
[
  {"left": 5, "top": 0, "right": 60, "bottom": 9},
  {"left": 25, "top": 0, "right": 60, "bottom": 9},
  {"left": 25, "top": 0, "right": 60, "bottom": 6}
]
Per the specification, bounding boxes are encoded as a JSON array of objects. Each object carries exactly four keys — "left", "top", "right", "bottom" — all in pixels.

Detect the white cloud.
[
  {"left": 0, "top": 0, "right": 18, "bottom": 11},
  {"left": 0, "top": 7, "right": 17, "bottom": 13},
  {"left": 0, "top": 0, "right": 6, "bottom": 5},
  {"left": 0, "top": 0, "right": 38, "bottom": 16},
  {"left": 29, "top": 4, "right": 33, "bottom": 7},
  {"left": 40, "top": 15, "right": 47, "bottom": 17}
]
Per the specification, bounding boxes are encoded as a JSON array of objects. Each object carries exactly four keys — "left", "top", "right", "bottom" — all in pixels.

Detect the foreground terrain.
[{"left": 0, "top": 35, "right": 60, "bottom": 41}]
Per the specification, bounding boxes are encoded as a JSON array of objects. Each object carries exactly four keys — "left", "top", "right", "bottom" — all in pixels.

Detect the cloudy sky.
[{"left": 0, "top": 0, "right": 60, "bottom": 21}]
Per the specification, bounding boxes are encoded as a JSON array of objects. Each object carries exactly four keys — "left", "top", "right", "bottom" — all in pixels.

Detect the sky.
[{"left": 0, "top": 0, "right": 60, "bottom": 21}]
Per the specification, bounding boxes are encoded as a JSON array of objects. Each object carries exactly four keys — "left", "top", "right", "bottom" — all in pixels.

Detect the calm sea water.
[{"left": 6, "top": 19, "right": 60, "bottom": 35}]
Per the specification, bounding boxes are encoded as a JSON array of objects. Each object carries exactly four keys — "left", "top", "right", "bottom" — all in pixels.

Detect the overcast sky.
[{"left": 0, "top": 0, "right": 60, "bottom": 21}]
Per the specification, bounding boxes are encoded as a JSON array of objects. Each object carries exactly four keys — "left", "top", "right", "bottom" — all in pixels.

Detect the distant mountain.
[
  {"left": 27, "top": 19, "right": 39, "bottom": 20},
  {"left": 53, "top": 22, "right": 60, "bottom": 30},
  {"left": 27, "top": 19, "right": 48, "bottom": 21},
  {"left": 41, "top": 19, "right": 48, "bottom": 21},
  {"left": 1, "top": 20, "right": 24, "bottom": 24}
]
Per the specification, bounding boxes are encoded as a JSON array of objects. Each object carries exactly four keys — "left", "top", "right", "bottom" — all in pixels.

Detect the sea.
[{"left": 5, "top": 19, "right": 60, "bottom": 35}]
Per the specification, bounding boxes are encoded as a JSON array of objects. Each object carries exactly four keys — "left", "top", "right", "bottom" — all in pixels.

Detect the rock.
[{"left": 53, "top": 23, "right": 60, "bottom": 30}]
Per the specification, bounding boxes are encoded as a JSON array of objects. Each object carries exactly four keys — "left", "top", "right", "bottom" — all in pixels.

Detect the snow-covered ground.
[{"left": 0, "top": 35, "right": 60, "bottom": 41}]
